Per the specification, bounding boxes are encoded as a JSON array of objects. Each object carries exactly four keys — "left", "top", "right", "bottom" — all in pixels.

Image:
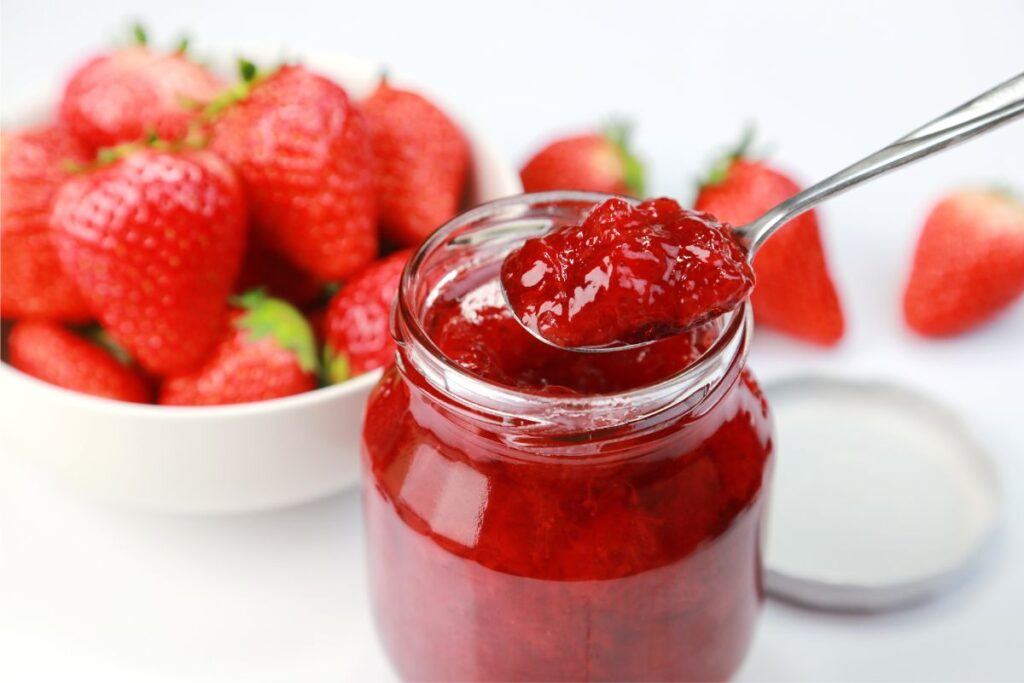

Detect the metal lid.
[{"left": 763, "top": 376, "right": 1001, "bottom": 612}]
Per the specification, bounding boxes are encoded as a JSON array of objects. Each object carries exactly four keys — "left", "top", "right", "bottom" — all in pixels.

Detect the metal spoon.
[{"left": 504, "top": 70, "right": 1024, "bottom": 353}]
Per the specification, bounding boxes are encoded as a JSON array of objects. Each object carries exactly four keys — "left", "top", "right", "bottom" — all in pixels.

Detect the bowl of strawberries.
[{"left": 0, "top": 34, "right": 521, "bottom": 513}]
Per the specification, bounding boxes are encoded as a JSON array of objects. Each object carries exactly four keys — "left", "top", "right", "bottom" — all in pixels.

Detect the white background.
[{"left": 2, "top": 1, "right": 1023, "bottom": 681}]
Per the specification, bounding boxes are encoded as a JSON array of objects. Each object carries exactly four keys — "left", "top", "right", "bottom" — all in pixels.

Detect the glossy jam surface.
[
  {"left": 426, "top": 276, "right": 716, "bottom": 394},
  {"left": 500, "top": 197, "right": 754, "bottom": 349}
]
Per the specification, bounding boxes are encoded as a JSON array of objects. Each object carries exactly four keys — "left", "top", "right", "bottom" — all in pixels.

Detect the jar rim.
[{"left": 395, "top": 191, "right": 753, "bottom": 430}]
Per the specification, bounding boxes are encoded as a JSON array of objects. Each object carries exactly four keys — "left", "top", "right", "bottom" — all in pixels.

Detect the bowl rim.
[
  {"left": 0, "top": 361, "right": 384, "bottom": 418},
  {"left": 0, "top": 48, "right": 521, "bottom": 420}
]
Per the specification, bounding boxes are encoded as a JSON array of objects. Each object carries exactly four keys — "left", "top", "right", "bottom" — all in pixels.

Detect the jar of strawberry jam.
[{"left": 362, "top": 192, "right": 774, "bottom": 682}]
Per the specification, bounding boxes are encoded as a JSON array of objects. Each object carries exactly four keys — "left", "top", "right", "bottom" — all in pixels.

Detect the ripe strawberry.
[
  {"left": 8, "top": 321, "right": 150, "bottom": 403},
  {"left": 210, "top": 65, "right": 377, "bottom": 281},
  {"left": 59, "top": 31, "right": 222, "bottom": 152},
  {"left": 1, "top": 126, "right": 92, "bottom": 321},
  {"left": 235, "top": 238, "right": 324, "bottom": 309},
  {"left": 520, "top": 125, "right": 645, "bottom": 197},
  {"left": 324, "top": 249, "right": 411, "bottom": 381},
  {"left": 159, "top": 290, "right": 318, "bottom": 405},
  {"left": 695, "top": 151, "right": 844, "bottom": 346},
  {"left": 362, "top": 80, "right": 470, "bottom": 246},
  {"left": 903, "top": 190, "right": 1024, "bottom": 337},
  {"left": 51, "top": 148, "right": 247, "bottom": 375}
]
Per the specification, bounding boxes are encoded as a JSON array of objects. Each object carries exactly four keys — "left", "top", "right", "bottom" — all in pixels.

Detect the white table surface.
[{"left": 2, "top": 1, "right": 1023, "bottom": 681}]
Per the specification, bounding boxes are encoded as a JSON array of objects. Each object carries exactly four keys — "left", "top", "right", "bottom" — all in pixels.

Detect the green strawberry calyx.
[
  {"left": 128, "top": 23, "right": 190, "bottom": 56},
  {"left": 82, "top": 325, "right": 136, "bottom": 367},
  {"left": 202, "top": 58, "right": 279, "bottom": 119},
  {"left": 701, "top": 124, "right": 759, "bottom": 189},
  {"left": 322, "top": 345, "right": 351, "bottom": 385},
  {"left": 132, "top": 24, "right": 149, "bottom": 46},
  {"left": 64, "top": 130, "right": 201, "bottom": 173},
  {"left": 603, "top": 121, "right": 646, "bottom": 198},
  {"left": 232, "top": 289, "right": 319, "bottom": 373}
]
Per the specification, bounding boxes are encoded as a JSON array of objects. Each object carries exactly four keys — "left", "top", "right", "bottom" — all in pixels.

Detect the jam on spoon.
[
  {"left": 500, "top": 197, "right": 754, "bottom": 350},
  {"left": 425, "top": 277, "right": 718, "bottom": 394}
]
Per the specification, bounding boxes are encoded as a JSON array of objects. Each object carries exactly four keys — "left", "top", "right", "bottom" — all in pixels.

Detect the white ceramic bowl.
[{"left": 0, "top": 50, "right": 522, "bottom": 514}]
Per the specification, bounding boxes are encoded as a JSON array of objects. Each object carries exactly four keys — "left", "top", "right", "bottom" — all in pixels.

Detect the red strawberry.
[
  {"left": 159, "top": 290, "right": 318, "bottom": 405},
  {"left": 520, "top": 125, "right": 645, "bottom": 197},
  {"left": 363, "top": 81, "right": 470, "bottom": 246},
  {"left": 51, "top": 148, "right": 247, "bottom": 375},
  {"left": 235, "top": 238, "right": 324, "bottom": 309},
  {"left": 59, "top": 32, "right": 222, "bottom": 152},
  {"left": 695, "top": 153, "right": 844, "bottom": 346},
  {"left": 8, "top": 321, "right": 150, "bottom": 402},
  {"left": 210, "top": 65, "right": 377, "bottom": 281},
  {"left": 903, "top": 190, "right": 1024, "bottom": 336},
  {"left": 324, "top": 249, "right": 411, "bottom": 381},
  {"left": 1, "top": 126, "right": 92, "bottom": 321}
]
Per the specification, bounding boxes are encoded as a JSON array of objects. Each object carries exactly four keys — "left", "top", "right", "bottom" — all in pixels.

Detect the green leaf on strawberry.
[
  {"left": 202, "top": 58, "right": 276, "bottom": 119},
  {"left": 232, "top": 289, "right": 319, "bottom": 373},
  {"left": 323, "top": 346, "right": 351, "bottom": 385},
  {"left": 238, "top": 58, "right": 258, "bottom": 83},
  {"left": 701, "top": 125, "right": 757, "bottom": 189},
  {"left": 132, "top": 24, "right": 148, "bottom": 46}
]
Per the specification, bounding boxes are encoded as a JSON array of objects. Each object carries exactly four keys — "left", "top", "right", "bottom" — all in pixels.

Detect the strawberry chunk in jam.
[
  {"left": 501, "top": 197, "right": 754, "bottom": 348},
  {"left": 425, "top": 278, "right": 716, "bottom": 394}
]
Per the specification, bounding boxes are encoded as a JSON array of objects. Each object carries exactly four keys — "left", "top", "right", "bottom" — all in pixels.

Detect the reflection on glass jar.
[{"left": 362, "top": 192, "right": 774, "bottom": 682}]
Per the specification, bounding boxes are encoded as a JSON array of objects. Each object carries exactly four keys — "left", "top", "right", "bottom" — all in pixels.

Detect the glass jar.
[{"left": 362, "top": 192, "right": 775, "bottom": 682}]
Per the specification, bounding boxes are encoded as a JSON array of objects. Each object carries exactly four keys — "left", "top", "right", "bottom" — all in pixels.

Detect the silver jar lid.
[{"left": 763, "top": 376, "right": 1001, "bottom": 611}]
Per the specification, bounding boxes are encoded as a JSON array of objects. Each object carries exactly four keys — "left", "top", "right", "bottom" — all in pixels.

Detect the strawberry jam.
[
  {"left": 426, "top": 281, "right": 716, "bottom": 394},
  {"left": 500, "top": 197, "right": 754, "bottom": 349},
  {"left": 362, "top": 192, "right": 774, "bottom": 681}
]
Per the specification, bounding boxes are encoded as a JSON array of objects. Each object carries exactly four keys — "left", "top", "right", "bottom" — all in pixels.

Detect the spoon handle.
[{"left": 735, "top": 71, "right": 1024, "bottom": 253}]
